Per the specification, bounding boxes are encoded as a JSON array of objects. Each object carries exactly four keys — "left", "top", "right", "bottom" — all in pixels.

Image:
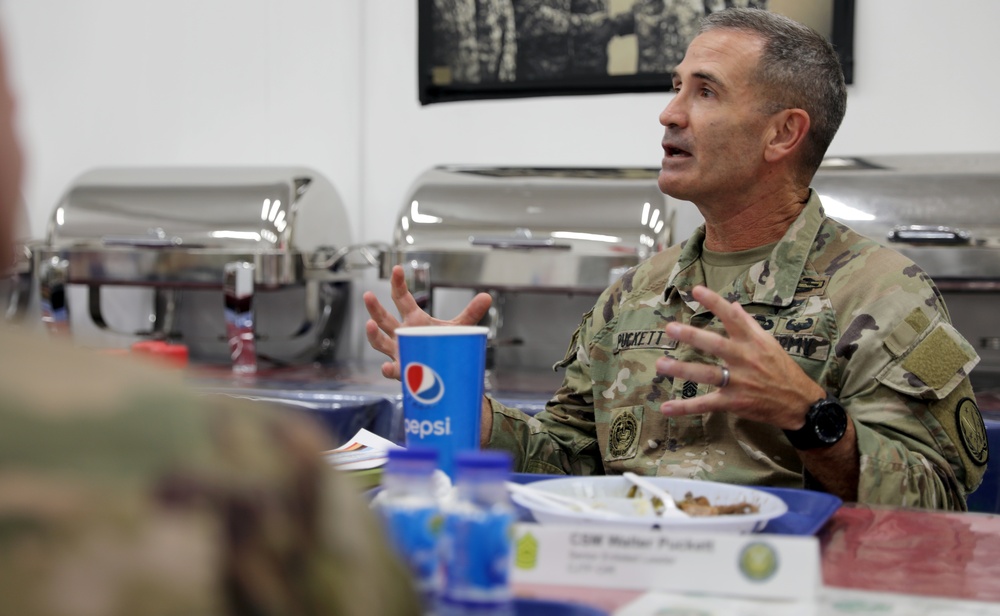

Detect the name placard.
[{"left": 510, "top": 522, "right": 820, "bottom": 601}]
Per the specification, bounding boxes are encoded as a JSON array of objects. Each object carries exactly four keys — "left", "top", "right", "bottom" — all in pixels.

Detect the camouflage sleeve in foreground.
[{"left": 0, "top": 326, "right": 421, "bottom": 616}]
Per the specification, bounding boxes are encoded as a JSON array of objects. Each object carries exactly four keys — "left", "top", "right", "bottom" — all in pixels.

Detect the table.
[
  {"left": 185, "top": 362, "right": 560, "bottom": 447},
  {"left": 188, "top": 362, "right": 406, "bottom": 446},
  {"left": 513, "top": 503, "right": 1000, "bottom": 613},
  {"left": 820, "top": 504, "right": 1000, "bottom": 602},
  {"left": 195, "top": 364, "right": 1000, "bottom": 610}
]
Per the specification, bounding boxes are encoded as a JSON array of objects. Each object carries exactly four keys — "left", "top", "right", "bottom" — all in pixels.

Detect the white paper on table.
[
  {"left": 322, "top": 428, "right": 403, "bottom": 471},
  {"left": 614, "top": 586, "right": 1000, "bottom": 616},
  {"left": 510, "top": 522, "right": 820, "bottom": 602},
  {"left": 615, "top": 591, "right": 814, "bottom": 616}
]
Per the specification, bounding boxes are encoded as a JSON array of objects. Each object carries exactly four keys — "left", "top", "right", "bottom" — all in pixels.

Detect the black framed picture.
[{"left": 418, "top": 0, "right": 855, "bottom": 105}]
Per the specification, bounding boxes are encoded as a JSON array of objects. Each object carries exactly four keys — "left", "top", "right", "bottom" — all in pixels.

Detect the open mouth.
[{"left": 664, "top": 145, "right": 691, "bottom": 158}]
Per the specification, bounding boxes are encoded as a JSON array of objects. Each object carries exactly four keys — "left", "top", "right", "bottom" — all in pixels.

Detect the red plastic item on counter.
[{"left": 130, "top": 340, "right": 190, "bottom": 369}]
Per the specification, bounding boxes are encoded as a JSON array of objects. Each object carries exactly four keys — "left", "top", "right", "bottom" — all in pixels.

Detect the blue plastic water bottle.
[
  {"left": 372, "top": 448, "right": 443, "bottom": 614},
  {"left": 439, "top": 451, "right": 515, "bottom": 616}
]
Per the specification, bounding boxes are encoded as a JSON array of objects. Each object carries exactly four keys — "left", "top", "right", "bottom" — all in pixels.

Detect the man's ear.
[{"left": 763, "top": 108, "right": 810, "bottom": 163}]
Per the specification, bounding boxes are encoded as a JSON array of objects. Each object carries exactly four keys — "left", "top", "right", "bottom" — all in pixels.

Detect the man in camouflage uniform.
[
  {"left": 0, "top": 32, "right": 420, "bottom": 616},
  {"left": 365, "top": 9, "right": 989, "bottom": 510}
]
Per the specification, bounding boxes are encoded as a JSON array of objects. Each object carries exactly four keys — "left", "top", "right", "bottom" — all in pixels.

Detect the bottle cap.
[
  {"left": 386, "top": 447, "right": 439, "bottom": 475},
  {"left": 130, "top": 340, "right": 190, "bottom": 369},
  {"left": 454, "top": 450, "right": 512, "bottom": 481}
]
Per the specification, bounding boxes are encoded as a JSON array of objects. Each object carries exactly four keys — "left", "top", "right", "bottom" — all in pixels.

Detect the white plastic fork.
[
  {"left": 621, "top": 472, "right": 689, "bottom": 518},
  {"left": 505, "top": 481, "right": 635, "bottom": 521}
]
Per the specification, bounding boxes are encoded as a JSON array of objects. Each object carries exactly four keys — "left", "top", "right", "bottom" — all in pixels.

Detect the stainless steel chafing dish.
[
  {"left": 34, "top": 167, "right": 376, "bottom": 365},
  {"left": 383, "top": 166, "right": 672, "bottom": 293},
  {"left": 383, "top": 166, "right": 673, "bottom": 387},
  {"left": 813, "top": 153, "right": 1000, "bottom": 388}
]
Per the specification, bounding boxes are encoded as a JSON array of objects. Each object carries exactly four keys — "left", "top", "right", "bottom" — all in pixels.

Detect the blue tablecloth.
[
  {"left": 967, "top": 415, "right": 1000, "bottom": 514},
  {"left": 199, "top": 388, "right": 404, "bottom": 446}
]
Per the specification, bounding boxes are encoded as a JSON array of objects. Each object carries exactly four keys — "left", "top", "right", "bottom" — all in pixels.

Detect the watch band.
[{"left": 783, "top": 394, "right": 848, "bottom": 450}]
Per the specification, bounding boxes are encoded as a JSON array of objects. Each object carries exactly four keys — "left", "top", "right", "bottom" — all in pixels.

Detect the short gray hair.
[{"left": 699, "top": 8, "right": 847, "bottom": 179}]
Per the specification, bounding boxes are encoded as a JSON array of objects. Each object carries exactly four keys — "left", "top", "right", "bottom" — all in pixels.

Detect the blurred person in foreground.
[
  {"left": 0, "top": 29, "right": 419, "bottom": 616},
  {"left": 365, "top": 8, "right": 989, "bottom": 511}
]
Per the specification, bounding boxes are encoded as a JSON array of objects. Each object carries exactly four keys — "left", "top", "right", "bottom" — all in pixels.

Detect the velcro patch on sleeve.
[{"left": 902, "top": 326, "right": 972, "bottom": 390}]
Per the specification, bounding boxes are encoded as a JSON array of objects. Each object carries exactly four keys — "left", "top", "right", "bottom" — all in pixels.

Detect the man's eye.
[{"left": 700, "top": 87, "right": 714, "bottom": 98}]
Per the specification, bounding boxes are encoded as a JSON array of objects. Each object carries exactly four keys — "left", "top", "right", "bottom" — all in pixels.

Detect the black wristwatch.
[{"left": 783, "top": 394, "right": 848, "bottom": 450}]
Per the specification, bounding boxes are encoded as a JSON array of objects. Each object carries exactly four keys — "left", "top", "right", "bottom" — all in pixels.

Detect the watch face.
[{"left": 813, "top": 402, "right": 847, "bottom": 443}]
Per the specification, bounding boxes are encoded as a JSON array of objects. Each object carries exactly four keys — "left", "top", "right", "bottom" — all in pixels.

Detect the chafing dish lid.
[
  {"left": 384, "top": 166, "right": 673, "bottom": 292},
  {"left": 47, "top": 166, "right": 350, "bottom": 253},
  {"left": 40, "top": 167, "right": 352, "bottom": 287},
  {"left": 814, "top": 154, "right": 1000, "bottom": 280}
]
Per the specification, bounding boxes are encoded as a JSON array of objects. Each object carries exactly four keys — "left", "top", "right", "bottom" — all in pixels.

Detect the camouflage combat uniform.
[
  {"left": 487, "top": 191, "right": 989, "bottom": 510},
  {"left": 0, "top": 325, "right": 420, "bottom": 616}
]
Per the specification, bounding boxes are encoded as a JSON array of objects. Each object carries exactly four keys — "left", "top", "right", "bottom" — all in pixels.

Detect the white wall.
[
  {"left": 1, "top": 0, "right": 999, "bottom": 357},
  {"left": 0, "top": 0, "right": 364, "bottom": 242}
]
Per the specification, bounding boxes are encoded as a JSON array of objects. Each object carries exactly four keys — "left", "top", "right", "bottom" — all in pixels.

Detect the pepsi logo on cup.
[
  {"left": 395, "top": 325, "right": 488, "bottom": 478},
  {"left": 404, "top": 362, "right": 445, "bottom": 405}
]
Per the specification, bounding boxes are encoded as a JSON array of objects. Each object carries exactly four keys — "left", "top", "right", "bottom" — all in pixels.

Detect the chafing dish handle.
[
  {"left": 3, "top": 243, "right": 33, "bottom": 322},
  {"left": 468, "top": 236, "right": 571, "bottom": 250},
  {"left": 38, "top": 255, "right": 70, "bottom": 336},
  {"left": 888, "top": 225, "right": 972, "bottom": 245}
]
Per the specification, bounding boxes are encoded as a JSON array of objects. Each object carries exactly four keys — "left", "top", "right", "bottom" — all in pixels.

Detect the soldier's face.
[{"left": 657, "top": 29, "right": 775, "bottom": 206}]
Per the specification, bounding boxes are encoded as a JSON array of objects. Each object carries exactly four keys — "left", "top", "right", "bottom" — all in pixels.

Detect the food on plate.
[
  {"left": 626, "top": 485, "right": 759, "bottom": 517},
  {"left": 676, "top": 493, "right": 759, "bottom": 516}
]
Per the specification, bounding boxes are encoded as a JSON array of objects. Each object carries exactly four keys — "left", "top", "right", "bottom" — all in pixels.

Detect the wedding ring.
[{"left": 719, "top": 366, "right": 731, "bottom": 388}]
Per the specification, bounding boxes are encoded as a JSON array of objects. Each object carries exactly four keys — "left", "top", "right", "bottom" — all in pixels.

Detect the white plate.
[{"left": 511, "top": 476, "right": 788, "bottom": 533}]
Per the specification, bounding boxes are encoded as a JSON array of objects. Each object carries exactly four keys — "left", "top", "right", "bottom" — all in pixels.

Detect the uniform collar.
[{"left": 664, "top": 189, "right": 826, "bottom": 314}]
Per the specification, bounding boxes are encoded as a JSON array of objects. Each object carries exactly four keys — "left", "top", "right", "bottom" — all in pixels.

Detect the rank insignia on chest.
[
  {"left": 681, "top": 380, "right": 699, "bottom": 399},
  {"left": 615, "top": 330, "right": 677, "bottom": 353}
]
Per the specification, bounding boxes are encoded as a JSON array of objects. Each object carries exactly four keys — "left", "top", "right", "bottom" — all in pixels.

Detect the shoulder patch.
[{"left": 956, "top": 397, "right": 989, "bottom": 466}]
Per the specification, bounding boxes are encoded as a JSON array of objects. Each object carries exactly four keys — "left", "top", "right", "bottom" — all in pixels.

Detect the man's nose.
[{"left": 659, "top": 94, "right": 686, "bottom": 129}]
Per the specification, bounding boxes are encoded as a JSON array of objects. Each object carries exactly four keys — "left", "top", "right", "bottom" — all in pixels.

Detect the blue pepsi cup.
[{"left": 396, "top": 325, "right": 488, "bottom": 479}]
